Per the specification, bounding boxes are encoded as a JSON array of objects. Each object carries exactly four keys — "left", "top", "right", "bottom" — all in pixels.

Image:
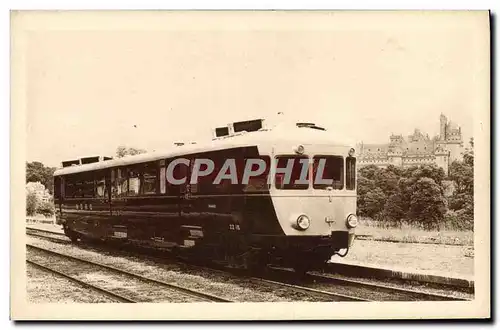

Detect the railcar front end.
[{"left": 248, "top": 142, "right": 357, "bottom": 271}]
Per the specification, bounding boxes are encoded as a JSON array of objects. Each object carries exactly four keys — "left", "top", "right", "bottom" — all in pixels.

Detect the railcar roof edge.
[{"left": 53, "top": 123, "right": 356, "bottom": 176}]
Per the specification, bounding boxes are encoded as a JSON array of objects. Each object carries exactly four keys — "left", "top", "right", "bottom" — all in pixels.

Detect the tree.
[
  {"left": 448, "top": 161, "right": 473, "bottom": 196},
  {"left": 116, "top": 146, "right": 147, "bottom": 158},
  {"left": 385, "top": 164, "right": 404, "bottom": 177},
  {"left": 409, "top": 177, "right": 447, "bottom": 229},
  {"left": 374, "top": 167, "right": 400, "bottom": 197},
  {"left": 362, "top": 187, "right": 386, "bottom": 219},
  {"left": 463, "top": 137, "right": 474, "bottom": 167},
  {"left": 404, "top": 164, "right": 446, "bottom": 187},
  {"left": 357, "top": 163, "right": 450, "bottom": 228},
  {"left": 358, "top": 165, "right": 382, "bottom": 181},
  {"left": 447, "top": 137, "right": 474, "bottom": 228},
  {"left": 382, "top": 191, "right": 406, "bottom": 225},
  {"left": 357, "top": 176, "right": 376, "bottom": 217},
  {"left": 26, "top": 161, "right": 56, "bottom": 194}
]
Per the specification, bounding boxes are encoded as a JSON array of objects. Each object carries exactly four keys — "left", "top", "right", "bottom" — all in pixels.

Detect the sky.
[{"left": 22, "top": 11, "right": 487, "bottom": 167}]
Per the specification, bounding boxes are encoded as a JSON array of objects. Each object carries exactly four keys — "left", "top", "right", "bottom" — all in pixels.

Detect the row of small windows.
[
  {"left": 367, "top": 146, "right": 431, "bottom": 152},
  {"left": 57, "top": 164, "right": 160, "bottom": 199},
  {"left": 56, "top": 154, "right": 357, "bottom": 198},
  {"left": 361, "top": 157, "right": 436, "bottom": 162}
]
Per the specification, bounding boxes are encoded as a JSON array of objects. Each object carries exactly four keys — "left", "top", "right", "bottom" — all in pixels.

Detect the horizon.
[
  {"left": 27, "top": 111, "right": 472, "bottom": 168},
  {"left": 25, "top": 13, "right": 479, "bottom": 168}
]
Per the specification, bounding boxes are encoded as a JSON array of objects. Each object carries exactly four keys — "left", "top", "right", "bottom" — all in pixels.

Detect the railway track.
[
  {"left": 26, "top": 230, "right": 365, "bottom": 302},
  {"left": 27, "top": 243, "right": 232, "bottom": 303},
  {"left": 26, "top": 227, "right": 70, "bottom": 243},
  {"left": 27, "top": 259, "right": 137, "bottom": 303},
  {"left": 26, "top": 227, "right": 471, "bottom": 302},
  {"left": 261, "top": 267, "right": 469, "bottom": 301},
  {"left": 26, "top": 227, "right": 67, "bottom": 236}
]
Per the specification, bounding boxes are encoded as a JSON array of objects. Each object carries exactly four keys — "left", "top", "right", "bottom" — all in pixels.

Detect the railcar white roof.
[{"left": 53, "top": 122, "right": 356, "bottom": 176}]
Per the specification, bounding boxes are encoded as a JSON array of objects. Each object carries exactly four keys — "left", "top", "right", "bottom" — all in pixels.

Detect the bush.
[
  {"left": 36, "top": 201, "right": 55, "bottom": 217},
  {"left": 26, "top": 191, "right": 38, "bottom": 216},
  {"left": 443, "top": 210, "right": 473, "bottom": 231}
]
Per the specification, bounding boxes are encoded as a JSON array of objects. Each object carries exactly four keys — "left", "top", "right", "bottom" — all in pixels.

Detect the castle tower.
[
  {"left": 444, "top": 121, "right": 464, "bottom": 162},
  {"left": 434, "top": 146, "right": 449, "bottom": 176},
  {"left": 440, "top": 113, "right": 447, "bottom": 141}
]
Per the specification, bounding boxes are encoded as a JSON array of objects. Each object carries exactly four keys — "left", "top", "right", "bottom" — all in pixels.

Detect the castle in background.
[{"left": 357, "top": 114, "right": 464, "bottom": 176}]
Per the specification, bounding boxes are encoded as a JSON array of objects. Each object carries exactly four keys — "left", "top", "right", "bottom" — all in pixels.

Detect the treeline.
[
  {"left": 26, "top": 161, "right": 57, "bottom": 194},
  {"left": 357, "top": 139, "right": 474, "bottom": 230},
  {"left": 26, "top": 162, "right": 57, "bottom": 217},
  {"left": 26, "top": 188, "right": 55, "bottom": 217}
]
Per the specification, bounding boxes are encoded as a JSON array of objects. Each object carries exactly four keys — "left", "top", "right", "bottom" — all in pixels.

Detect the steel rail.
[
  {"left": 307, "top": 272, "right": 470, "bottom": 301},
  {"left": 27, "top": 244, "right": 232, "bottom": 303},
  {"left": 27, "top": 259, "right": 137, "bottom": 303},
  {"left": 27, "top": 228, "right": 469, "bottom": 301}
]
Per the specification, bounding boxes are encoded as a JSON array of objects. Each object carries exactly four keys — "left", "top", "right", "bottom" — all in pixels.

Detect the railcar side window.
[
  {"left": 111, "top": 169, "right": 117, "bottom": 197},
  {"left": 243, "top": 156, "right": 271, "bottom": 193},
  {"left": 159, "top": 166, "right": 166, "bottom": 194},
  {"left": 74, "top": 176, "right": 84, "bottom": 198},
  {"left": 128, "top": 168, "right": 140, "bottom": 196},
  {"left": 166, "top": 158, "right": 188, "bottom": 195},
  {"left": 192, "top": 149, "right": 242, "bottom": 195},
  {"left": 275, "top": 156, "right": 309, "bottom": 190},
  {"left": 54, "top": 177, "right": 61, "bottom": 199},
  {"left": 193, "top": 152, "right": 222, "bottom": 195},
  {"left": 95, "top": 172, "right": 107, "bottom": 198},
  {"left": 115, "top": 168, "right": 128, "bottom": 197},
  {"left": 141, "top": 164, "right": 157, "bottom": 195},
  {"left": 346, "top": 157, "right": 356, "bottom": 190},
  {"left": 79, "top": 173, "right": 95, "bottom": 198},
  {"left": 64, "top": 176, "right": 76, "bottom": 198},
  {"left": 313, "top": 156, "right": 344, "bottom": 190}
]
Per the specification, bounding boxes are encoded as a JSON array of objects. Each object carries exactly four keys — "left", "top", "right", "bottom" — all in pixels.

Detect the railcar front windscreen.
[
  {"left": 346, "top": 156, "right": 356, "bottom": 190},
  {"left": 275, "top": 156, "right": 309, "bottom": 190},
  {"left": 313, "top": 156, "right": 344, "bottom": 190}
]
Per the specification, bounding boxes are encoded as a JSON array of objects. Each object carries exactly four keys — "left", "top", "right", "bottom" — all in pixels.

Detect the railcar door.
[
  {"left": 53, "top": 176, "right": 64, "bottom": 225},
  {"left": 179, "top": 156, "right": 194, "bottom": 217}
]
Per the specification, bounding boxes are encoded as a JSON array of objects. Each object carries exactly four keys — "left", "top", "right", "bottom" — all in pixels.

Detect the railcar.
[{"left": 53, "top": 119, "right": 358, "bottom": 272}]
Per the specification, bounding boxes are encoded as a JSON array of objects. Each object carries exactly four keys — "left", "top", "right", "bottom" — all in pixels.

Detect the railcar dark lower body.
[{"left": 60, "top": 214, "right": 352, "bottom": 272}]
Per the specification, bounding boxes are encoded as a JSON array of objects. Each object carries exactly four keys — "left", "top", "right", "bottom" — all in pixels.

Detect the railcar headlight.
[
  {"left": 346, "top": 214, "right": 358, "bottom": 228},
  {"left": 297, "top": 215, "right": 310, "bottom": 230}
]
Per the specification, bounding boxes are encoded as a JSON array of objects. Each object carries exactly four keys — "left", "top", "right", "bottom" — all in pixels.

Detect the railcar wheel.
[
  {"left": 293, "top": 258, "right": 327, "bottom": 276},
  {"left": 63, "top": 227, "right": 80, "bottom": 242},
  {"left": 67, "top": 233, "right": 79, "bottom": 242},
  {"left": 293, "top": 264, "right": 310, "bottom": 276}
]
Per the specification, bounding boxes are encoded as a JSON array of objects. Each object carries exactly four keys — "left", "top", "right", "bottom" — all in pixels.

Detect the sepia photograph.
[{"left": 10, "top": 10, "right": 490, "bottom": 320}]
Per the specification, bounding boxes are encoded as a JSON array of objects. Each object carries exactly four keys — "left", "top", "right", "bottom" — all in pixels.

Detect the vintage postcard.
[{"left": 10, "top": 10, "right": 490, "bottom": 320}]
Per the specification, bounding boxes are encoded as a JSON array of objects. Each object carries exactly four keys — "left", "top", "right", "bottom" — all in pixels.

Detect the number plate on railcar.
[
  {"left": 183, "top": 239, "right": 195, "bottom": 247},
  {"left": 114, "top": 231, "right": 127, "bottom": 238},
  {"left": 112, "top": 226, "right": 128, "bottom": 238}
]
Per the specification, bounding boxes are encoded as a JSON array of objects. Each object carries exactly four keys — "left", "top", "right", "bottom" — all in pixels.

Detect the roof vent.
[
  {"left": 80, "top": 156, "right": 100, "bottom": 165},
  {"left": 174, "top": 142, "right": 185, "bottom": 146},
  {"left": 233, "top": 119, "right": 265, "bottom": 133},
  {"left": 61, "top": 159, "right": 81, "bottom": 167},
  {"left": 80, "top": 156, "right": 113, "bottom": 165},
  {"left": 296, "top": 122, "right": 326, "bottom": 131},
  {"left": 214, "top": 126, "right": 229, "bottom": 137}
]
